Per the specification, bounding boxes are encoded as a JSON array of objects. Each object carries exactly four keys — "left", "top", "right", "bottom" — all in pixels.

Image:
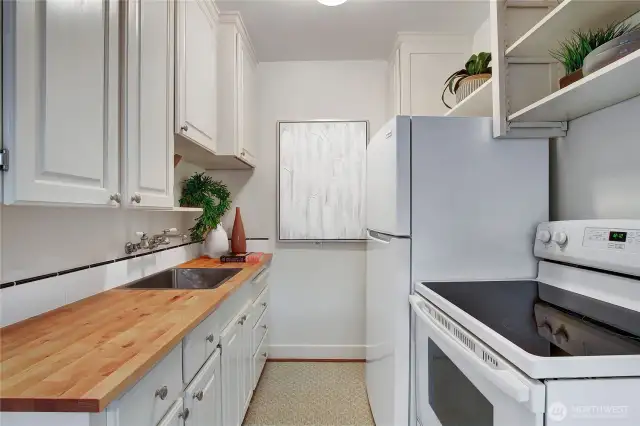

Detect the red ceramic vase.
[{"left": 231, "top": 207, "right": 247, "bottom": 253}]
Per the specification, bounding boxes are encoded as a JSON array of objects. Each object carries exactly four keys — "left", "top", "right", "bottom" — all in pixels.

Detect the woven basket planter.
[{"left": 455, "top": 74, "right": 491, "bottom": 104}]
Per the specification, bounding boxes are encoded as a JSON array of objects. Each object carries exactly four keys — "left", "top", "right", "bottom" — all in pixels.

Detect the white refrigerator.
[{"left": 365, "top": 116, "right": 549, "bottom": 426}]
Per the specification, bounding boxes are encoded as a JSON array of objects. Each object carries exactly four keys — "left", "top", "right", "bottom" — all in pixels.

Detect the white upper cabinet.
[
  {"left": 2, "top": 0, "right": 119, "bottom": 206},
  {"left": 216, "top": 12, "right": 258, "bottom": 169},
  {"left": 175, "top": 0, "right": 218, "bottom": 154},
  {"left": 386, "top": 34, "right": 471, "bottom": 120},
  {"left": 122, "top": 0, "right": 174, "bottom": 209}
]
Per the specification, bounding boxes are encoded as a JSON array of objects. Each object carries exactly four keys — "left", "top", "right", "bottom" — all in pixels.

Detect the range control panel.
[
  {"left": 534, "top": 220, "right": 640, "bottom": 277},
  {"left": 583, "top": 228, "right": 640, "bottom": 253}
]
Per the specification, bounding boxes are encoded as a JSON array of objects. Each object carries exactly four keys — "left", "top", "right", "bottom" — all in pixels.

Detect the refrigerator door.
[
  {"left": 366, "top": 116, "right": 411, "bottom": 237},
  {"left": 366, "top": 230, "right": 410, "bottom": 426}
]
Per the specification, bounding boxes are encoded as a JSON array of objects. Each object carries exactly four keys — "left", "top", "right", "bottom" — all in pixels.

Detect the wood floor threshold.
[{"left": 267, "top": 358, "right": 365, "bottom": 363}]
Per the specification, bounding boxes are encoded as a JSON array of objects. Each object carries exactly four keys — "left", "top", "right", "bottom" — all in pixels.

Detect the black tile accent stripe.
[{"left": 1, "top": 241, "right": 203, "bottom": 290}]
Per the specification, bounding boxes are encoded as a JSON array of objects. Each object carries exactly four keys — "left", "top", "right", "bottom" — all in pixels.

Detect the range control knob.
[
  {"left": 536, "top": 230, "right": 552, "bottom": 244},
  {"left": 552, "top": 232, "right": 568, "bottom": 247}
]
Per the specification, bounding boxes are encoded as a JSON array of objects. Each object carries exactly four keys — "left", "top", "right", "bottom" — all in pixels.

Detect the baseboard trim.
[
  {"left": 268, "top": 344, "right": 366, "bottom": 359},
  {"left": 268, "top": 358, "right": 365, "bottom": 363}
]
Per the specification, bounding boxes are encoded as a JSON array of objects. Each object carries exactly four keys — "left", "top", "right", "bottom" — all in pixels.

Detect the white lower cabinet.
[
  {"left": 184, "top": 349, "right": 222, "bottom": 426},
  {"left": 105, "top": 345, "right": 183, "bottom": 426},
  {"left": 221, "top": 315, "right": 244, "bottom": 426}
]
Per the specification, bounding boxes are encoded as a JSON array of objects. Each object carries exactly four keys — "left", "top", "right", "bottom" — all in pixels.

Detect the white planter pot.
[
  {"left": 456, "top": 74, "right": 491, "bottom": 104},
  {"left": 203, "top": 225, "right": 229, "bottom": 258}
]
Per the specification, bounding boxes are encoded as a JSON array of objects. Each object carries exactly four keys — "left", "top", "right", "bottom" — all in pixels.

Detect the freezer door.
[
  {"left": 366, "top": 116, "right": 411, "bottom": 237},
  {"left": 366, "top": 230, "right": 410, "bottom": 426}
]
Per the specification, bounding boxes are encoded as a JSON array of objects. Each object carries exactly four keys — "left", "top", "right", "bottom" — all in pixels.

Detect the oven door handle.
[{"left": 410, "top": 295, "right": 531, "bottom": 404}]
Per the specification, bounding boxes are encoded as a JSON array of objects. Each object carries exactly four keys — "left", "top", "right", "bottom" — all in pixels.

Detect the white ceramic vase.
[{"left": 204, "top": 225, "right": 229, "bottom": 258}]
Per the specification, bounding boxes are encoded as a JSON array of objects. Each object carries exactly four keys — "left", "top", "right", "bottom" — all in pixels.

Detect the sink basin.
[{"left": 123, "top": 268, "right": 243, "bottom": 290}]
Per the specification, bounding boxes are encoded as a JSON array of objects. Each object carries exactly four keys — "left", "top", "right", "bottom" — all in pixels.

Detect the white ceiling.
[{"left": 216, "top": 0, "right": 489, "bottom": 61}]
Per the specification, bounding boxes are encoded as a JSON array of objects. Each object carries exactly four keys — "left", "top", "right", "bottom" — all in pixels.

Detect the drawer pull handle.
[
  {"left": 261, "top": 302, "right": 267, "bottom": 307},
  {"left": 238, "top": 314, "right": 248, "bottom": 325},
  {"left": 193, "top": 390, "right": 204, "bottom": 401},
  {"left": 206, "top": 333, "right": 214, "bottom": 343},
  {"left": 262, "top": 352, "right": 268, "bottom": 358},
  {"left": 179, "top": 408, "right": 190, "bottom": 420},
  {"left": 262, "top": 324, "right": 268, "bottom": 330},
  {"left": 155, "top": 386, "right": 168, "bottom": 400}
]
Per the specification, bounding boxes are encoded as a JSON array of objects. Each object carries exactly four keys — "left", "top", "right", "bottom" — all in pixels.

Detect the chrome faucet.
[{"left": 125, "top": 229, "right": 188, "bottom": 255}]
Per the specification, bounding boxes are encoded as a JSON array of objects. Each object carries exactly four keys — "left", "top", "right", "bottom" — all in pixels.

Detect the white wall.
[
  {"left": 552, "top": 95, "right": 640, "bottom": 220},
  {"left": 472, "top": 18, "right": 491, "bottom": 53},
  {"left": 210, "top": 60, "right": 387, "bottom": 358}
]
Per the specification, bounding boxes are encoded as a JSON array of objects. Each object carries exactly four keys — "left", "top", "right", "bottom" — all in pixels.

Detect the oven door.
[{"left": 410, "top": 295, "right": 546, "bottom": 426}]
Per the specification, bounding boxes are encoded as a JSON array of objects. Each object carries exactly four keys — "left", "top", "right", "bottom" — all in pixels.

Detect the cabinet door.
[
  {"left": 123, "top": 0, "right": 174, "bottom": 209},
  {"left": 158, "top": 398, "right": 186, "bottom": 426},
  {"left": 3, "top": 0, "right": 119, "bottom": 206},
  {"left": 221, "top": 318, "right": 243, "bottom": 426},
  {"left": 236, "top": 35, "right": 257, "bottom": 166},
  {"left": 241, "top": 308, "right": 254, "bottom": 416},
  {"left": 176, "top": 0, "right": 217, "bottom": 153},
  {"left": 185, "top": 349, "right": 222, "bottom": 426},
  {"left": 387, "top": 48, "right": 401, "bottom": 119}
]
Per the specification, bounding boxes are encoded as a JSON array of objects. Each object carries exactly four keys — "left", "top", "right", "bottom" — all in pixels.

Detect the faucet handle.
[
  {"left": 163, "top": 228, "right": 178, "bottom": 234},
  {"left": 135, "top": 232, "right": 147, "bottom": 239}
]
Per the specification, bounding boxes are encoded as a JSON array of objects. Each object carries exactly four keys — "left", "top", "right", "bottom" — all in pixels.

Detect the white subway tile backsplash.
[{"left": 0, "top": 243, "right": 202, "bottom": 327}]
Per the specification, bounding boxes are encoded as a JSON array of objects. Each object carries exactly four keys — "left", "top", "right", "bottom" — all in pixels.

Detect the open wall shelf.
[{"left": 509, "top": 49, "right": 640, "bottom": 122}]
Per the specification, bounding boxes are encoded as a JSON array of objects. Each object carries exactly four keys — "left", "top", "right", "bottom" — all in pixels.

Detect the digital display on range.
[{"left": 609, "top": 231, "right": 627, "bottom": 242}]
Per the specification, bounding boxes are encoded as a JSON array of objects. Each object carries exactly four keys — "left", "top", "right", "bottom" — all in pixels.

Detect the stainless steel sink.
[{"left": 122, "top": 268, "right": 243, "bottom": 290}]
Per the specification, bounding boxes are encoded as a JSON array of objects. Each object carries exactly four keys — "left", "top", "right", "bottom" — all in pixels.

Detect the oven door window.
[
  {"left": 429, "top": 339, "right": 493, "bottom": 425},
  {"left": 416, "top": 322, "right": 494, "bottom": 426}
]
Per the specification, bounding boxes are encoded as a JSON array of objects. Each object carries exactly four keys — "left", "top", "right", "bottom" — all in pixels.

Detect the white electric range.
[{"left": 411, "top": 220, "right": 640, "bottom": 426}]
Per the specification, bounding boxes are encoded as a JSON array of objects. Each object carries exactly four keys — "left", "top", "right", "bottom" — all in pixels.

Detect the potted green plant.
[
  {"left": 442, "top": 52, "right": 492, "bottom": 109},
  {"left": 180, "top": 173, "right": 232, "bottom": 256},
  {"left": 550, "top": 22, "right": 634, "bottom": 88}
]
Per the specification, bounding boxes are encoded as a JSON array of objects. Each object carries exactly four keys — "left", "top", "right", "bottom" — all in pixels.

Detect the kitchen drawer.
[
  {"left": 108, "top": 344, "right": 182, "bottom": 426},
  {"left": 216, "top": 278, "right": 251, "bottom": 331},
  {"left": 183, "top": 309, "right": 220, "bottom": 386},
  {"left": 250, "top": 286, "right": 269, "bottom": 329},
  {"left": 252, "top": 307, "right": 269, "bottom": 355},
  {"left": 251, "top": 267, "right": 270, "bottom": 301},
  {"left": 253, "top": 330, "right": 268, "bottom": 390}
]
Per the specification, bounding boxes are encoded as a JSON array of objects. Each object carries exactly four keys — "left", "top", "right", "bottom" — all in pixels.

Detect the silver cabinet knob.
[
  {"left": 262, "top": 352, "right": 268, "bottom": 358},
  {"left": 179, "top": 408, "right": 190, "bottom": 420},
  {"left": 193, "top": 390, "right": 204, "bottom": 401},
  {"left": 261, "top": 302, "right": 267, "bottom": 307},
  {"left": 155, "top": 386, "right": 168, "bottom": 400},
  {"left": 206, "top": 333, "right": 214, "bottom": 343},
  {"left": 131, "top": 193, "right": 141, "bottom": 203},
  {"left": 262, "top": 324, "right": 268, "bottom": 330},
  {"left": 109, "top": 192, "right": 121, "bottom": 203},
  {"left": 181, "top": 124, "right": 189, "bottom": 132}
]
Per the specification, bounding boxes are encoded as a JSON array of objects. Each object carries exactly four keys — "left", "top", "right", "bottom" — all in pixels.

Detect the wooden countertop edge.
[{"left": 0, "top": 254, "right": 273, "bottom": 413}]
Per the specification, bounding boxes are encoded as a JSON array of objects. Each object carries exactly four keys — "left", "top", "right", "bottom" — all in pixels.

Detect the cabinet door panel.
[
  {"left": 176, "top": 0, "right": 217, "bottom": 152},
  {"left": 123, "top": 0, "right": 174, "bottom": 208},
  {"left": 408, "top": 52, "right": 467, "bottom": 116},
  {"left": 221, "top": 319, "right": 242, "bottom": 426},
  {"left": 185, "top": 349, "right": 222, "bottom": 426},
  {"left": 242, "top": 308, "right": 254, "bottom": 415},
  {"left": 236, "top": 35, "right": 257, "bottom": 165},
  {"left": 3, "top": 0, "right": 119, "bottom": 205}
]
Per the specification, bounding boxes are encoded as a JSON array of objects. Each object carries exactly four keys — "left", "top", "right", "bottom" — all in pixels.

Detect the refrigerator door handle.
[{"left": 367, "top": 230, "right": 391, "bottom": 244}]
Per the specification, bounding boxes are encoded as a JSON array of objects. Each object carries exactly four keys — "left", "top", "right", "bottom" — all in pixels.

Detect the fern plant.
[
  {"left": 550, "top": 22, "right": 635, "bottom": 74},
  {"left": 442, "top": 52, "right": 492, "bottom": 109},
  {"left": 179, "top": 173, "right": 231, "bottom": 241}
]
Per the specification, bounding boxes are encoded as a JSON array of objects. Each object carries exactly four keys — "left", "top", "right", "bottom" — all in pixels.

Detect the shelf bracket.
[{"left": 505, "top": 121, "right": 567, "bottom": 138}]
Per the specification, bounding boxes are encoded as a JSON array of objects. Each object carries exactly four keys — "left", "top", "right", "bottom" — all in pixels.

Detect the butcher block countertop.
[{"left": 0, "top": 254, "right": 272, "bottom": 413}]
